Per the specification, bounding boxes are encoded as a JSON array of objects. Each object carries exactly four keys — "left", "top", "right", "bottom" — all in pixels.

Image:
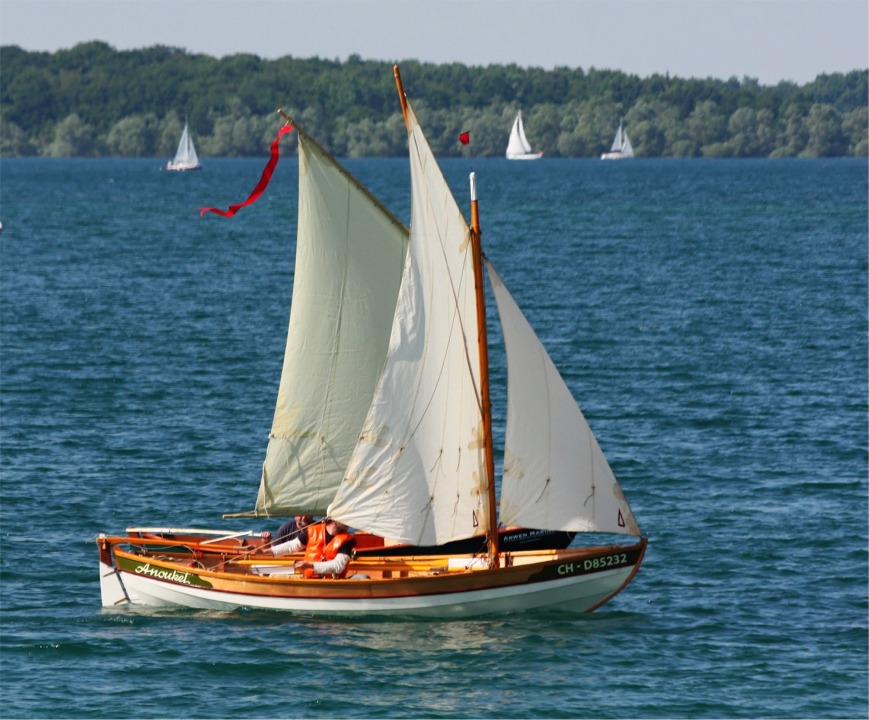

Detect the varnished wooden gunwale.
[{"left": 107, "top": 538, "right": 646, "bottom": 602}]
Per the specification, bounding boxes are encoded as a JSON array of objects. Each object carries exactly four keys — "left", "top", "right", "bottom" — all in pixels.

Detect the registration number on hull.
[
  {"left": 529, "top": 545, "right": 642, "bottom": 583},
  {"left": 557, "top": 553, "right": 628, "bottom": 576}
]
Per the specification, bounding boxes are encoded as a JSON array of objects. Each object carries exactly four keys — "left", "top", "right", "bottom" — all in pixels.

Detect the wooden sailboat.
[
  {"left": 98, "top": 67, "right": 646, "bottom": 618},
  {"left": 165, "top": 120, "right": 201, "bottom": 171},
  {"left": 505, "top": 111, "right": 543, "bottom": 160},
  {"left": 601, "top": 119, "right": 634, "bottom": 160}
]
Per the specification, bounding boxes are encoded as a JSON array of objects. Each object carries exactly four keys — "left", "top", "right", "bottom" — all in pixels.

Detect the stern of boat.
[{"left": 98, "top": 534, "right": 130, "bottom": 607}]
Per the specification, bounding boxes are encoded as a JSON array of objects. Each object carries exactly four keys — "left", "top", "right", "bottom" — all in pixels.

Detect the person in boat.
[
  {"left": 274, "top": 515, "right": 313, "bottom": 545},
  {"left": 271, "top": 517, "right": 356, "bottom": 579}
]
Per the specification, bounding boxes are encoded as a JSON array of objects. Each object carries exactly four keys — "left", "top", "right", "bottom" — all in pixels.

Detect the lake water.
[{"left": 1, "top": 155, "right": 867, "bottom": 719}]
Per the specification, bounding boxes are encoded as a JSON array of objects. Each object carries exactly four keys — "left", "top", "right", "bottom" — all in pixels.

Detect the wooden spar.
[
  {"left": 273, "top": 108, "right": 303, "bottom": 140},
  {"left": 469, "top": 172, "right": 499, "bottom": 567},
  {"left": 393, "top": 65, "right": 409, "bottom": 126}
]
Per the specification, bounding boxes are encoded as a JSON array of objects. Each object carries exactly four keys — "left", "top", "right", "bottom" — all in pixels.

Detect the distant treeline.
[{"left": 1, "top": 42, "right": 867, "bottom": 158}]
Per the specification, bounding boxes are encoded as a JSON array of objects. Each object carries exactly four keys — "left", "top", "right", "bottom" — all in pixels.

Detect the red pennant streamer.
[
  {"left": 459, "top": 131, "right": 470, "bottom": 145},
  {"left": 200, "top": 124, "right": 295, "bottom": 217}
]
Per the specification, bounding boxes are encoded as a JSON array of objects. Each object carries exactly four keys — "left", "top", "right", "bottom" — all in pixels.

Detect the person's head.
[
  {"left": 324, "top": 518, "right": 348, "bottom": 534},
  {"left": 295, "top": 515, "right": 313, "bottom": 526}
]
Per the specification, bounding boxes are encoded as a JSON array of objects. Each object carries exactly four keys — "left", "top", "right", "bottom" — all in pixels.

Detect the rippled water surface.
[{"left": 1, "top": 156, "right": 866, "bottom": 719}]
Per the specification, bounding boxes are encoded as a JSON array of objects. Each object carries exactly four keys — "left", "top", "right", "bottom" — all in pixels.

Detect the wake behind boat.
[
  {"left": 97, "top": 67, "right": 646, "bottom": 618},
  {"left": 165, "top": 120, "right": 201, "bottom": 171}
]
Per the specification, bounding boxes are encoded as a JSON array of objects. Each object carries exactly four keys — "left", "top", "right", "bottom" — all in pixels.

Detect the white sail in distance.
[
  {"left": 166, "top": 121, "right": 200, "bottom": 170},
  {"left": 506, "top": 112, "right": 543, "bottom": 160},
  {"left": 602, "top": 120, "right": 634, "bottom": 159}
]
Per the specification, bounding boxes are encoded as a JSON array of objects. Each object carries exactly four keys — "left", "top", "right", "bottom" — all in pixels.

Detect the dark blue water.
[{"left": 1, "top": 156, "right": 866, "bottom": 719}]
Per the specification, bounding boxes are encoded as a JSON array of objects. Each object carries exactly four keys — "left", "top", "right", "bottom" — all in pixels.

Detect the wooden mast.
[
  {"left": 469, "top": 172, "right": 499, "bottom": 567},
  {"left": 393, "top": 64, "right": 499, "bottom": 567}
]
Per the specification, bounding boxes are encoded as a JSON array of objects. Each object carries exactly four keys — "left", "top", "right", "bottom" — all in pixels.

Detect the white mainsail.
[
  {"left": 329, "top": 101, "right": 488, "bottom": 546},
  {"left": 330, "top": 98, "right": 638, "bottom": 545},
  {"left": 166, "top": 121, "right": 201, "bottom": 171},
  {"left": 255, "top": 130, "right": 409, "bottom": 516},
  {"left": 506, "top": 112, "right": 543, "bottom": 160},
  {"left": 610, "top": 123, "right": 623, "bottom": 153},
  {"left": 487, "top": 262, "right": 639, "bottom": 536}
]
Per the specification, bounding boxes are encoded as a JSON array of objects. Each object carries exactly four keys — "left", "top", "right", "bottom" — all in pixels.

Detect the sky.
[{"left": 1, "top": 0, "right": 866, "bottom": 86}]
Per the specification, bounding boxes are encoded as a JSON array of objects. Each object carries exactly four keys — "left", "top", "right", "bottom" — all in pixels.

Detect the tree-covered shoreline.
[{"left": 1, "top": 42, "right": 866, "bottom": 158}]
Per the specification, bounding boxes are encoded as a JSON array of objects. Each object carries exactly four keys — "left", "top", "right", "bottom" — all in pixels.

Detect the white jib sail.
[
  {"left": 256, "top": 130, "right": 408, "bottom": 516},
  {"left": 330, "top": 101, "right": 488, "bottom": 546},
  {"left": 621, "top": 129, "right": 634, "bottom": 156},
  {"left": 487, "top": 261, "right": 640, "bottom": 537}
]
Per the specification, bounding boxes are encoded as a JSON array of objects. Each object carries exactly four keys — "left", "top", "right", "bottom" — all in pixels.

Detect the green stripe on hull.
[{"left": 116, "top": 555, "right": 213, "bottom": 589}]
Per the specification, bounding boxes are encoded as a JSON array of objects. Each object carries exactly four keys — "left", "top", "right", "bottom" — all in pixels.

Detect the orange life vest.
[{"left": 303, "top": 523, "right": 354, "bottom": 578}]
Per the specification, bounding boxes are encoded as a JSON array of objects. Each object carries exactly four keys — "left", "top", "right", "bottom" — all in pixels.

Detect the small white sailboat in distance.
[
  {"left": 165, "top": 120, "right": 201, "bottom": 171},
  {"left": 601, "top": 119, "right": 634, "bottom": 160},
  {"left": 506, "top": 111, "right": 543, "bottom": 160}
]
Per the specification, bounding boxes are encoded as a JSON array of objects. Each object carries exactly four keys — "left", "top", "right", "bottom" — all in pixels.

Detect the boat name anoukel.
[{"left": 133, "top": 563, "right": 195, "bottom": 584}]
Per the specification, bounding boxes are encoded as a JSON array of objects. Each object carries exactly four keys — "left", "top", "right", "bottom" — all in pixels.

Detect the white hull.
[
  {"left": 600, "top": 152, "right": 632, "bottom": 160},
  {"left": 506, "top": 152, "right": 544, "bottom": 161},
  {"left": 100, "top": 556, "right": 130, "bottom": 607},
  {"left": 100, "top": 555, "right": 638, "bottom": 618},
  {"left": 165, "top": 161, "right": 201, "bottom": 172}
]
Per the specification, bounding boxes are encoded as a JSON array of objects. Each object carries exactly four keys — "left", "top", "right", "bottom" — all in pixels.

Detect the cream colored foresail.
[
  {"left": 329, "top": 102, "right": 487, "bottom": 546},
  {"left": 487, "top": 261, "right": 640, "bottom": 537},
  {"left": 255, "top": 130, "right": 408, "bottom": 516}
]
